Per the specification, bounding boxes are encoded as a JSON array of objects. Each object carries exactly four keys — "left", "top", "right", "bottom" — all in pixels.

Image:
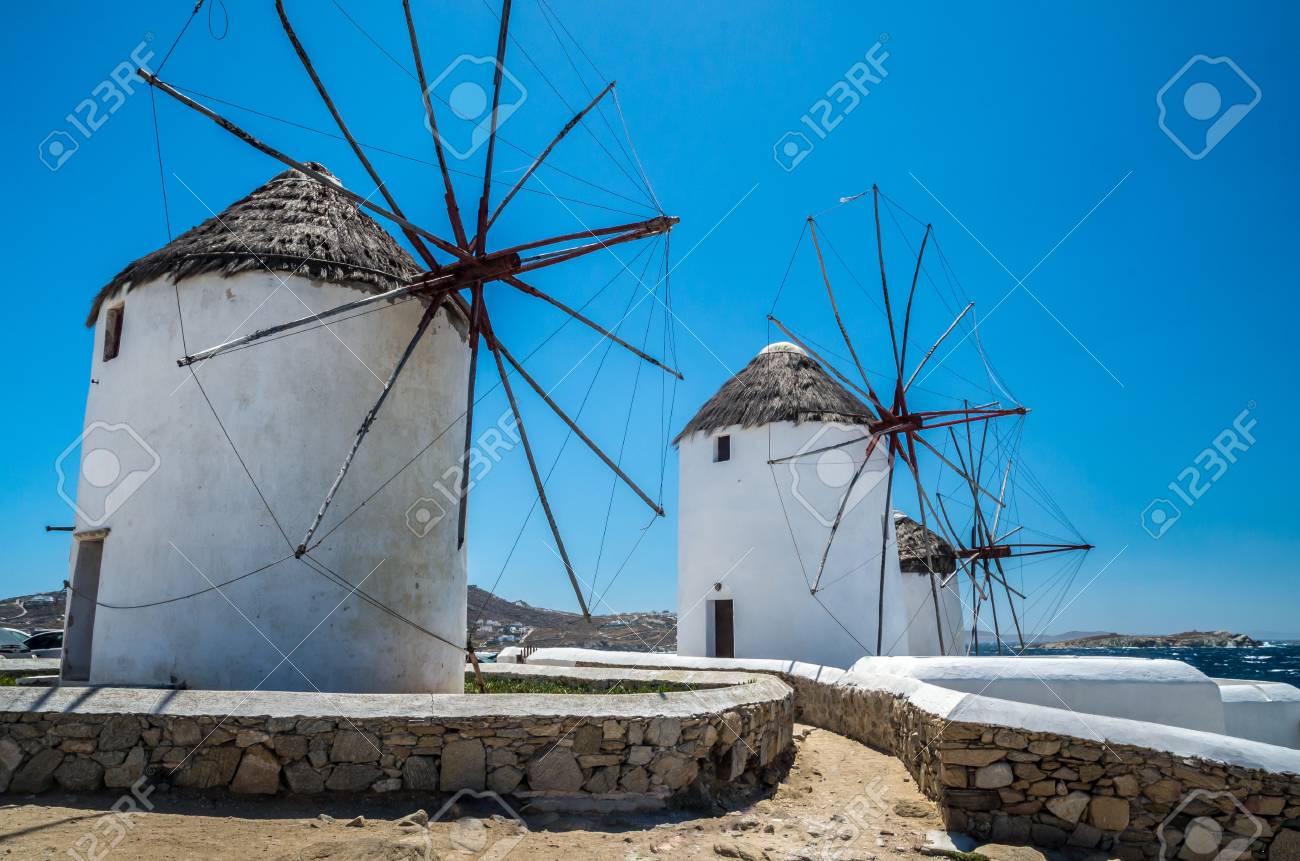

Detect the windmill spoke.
[
  {"left": 874, "top": 442, "right": 897, "bottom": 654},
  {"left": 489, "top": 332, "right": 664, "bottom": 516},
  {"left": 483, "top": 308, "right": 592, "bottom": 621},
  {"left": 808, "top": 218, "right": 885, "bottom": 413},
  {"left": 992, "top": 554, "right": 1025, "bottom": 649},
  {"left": 902, "top": 431, "right": 945, "bottom": 656},
  {"left": 515, "top": 217, "right": 677, "bottom": 273},
  {"left": 872, "top": 185, "right": 903, "bottom": 383},
  {"left": 456, "top": 285, "right": 485, "bottom": 548},
  {"left": 497, "top": 215, "right": 677, "bottom": 259},
  {"left": 904, "top": 301, "right": 974, "bottom": 393},
  {"left": 500, "top": 276, "right": 682, "bottom": 378},
  {"left": 911, "top": 432, "right": 1004, "bottom": 508},
  {"left": 898, "top": 223, "right": 931, "bottom": 380},
  {"left": 480, "top": 81, "right": 617, "bottom": 237},
  {"left": 809, "top": 436, "right": 881, "bottom": 595},
  {"left": 276, "top": 0, "right": 441, "bottom": 271},
  {"left": 474, "top": 0, "right": 513, "bottom": 255},
  {"left": 296, "top": 297, "right": 444, "bottom": 556},
  {"left": 139, "top": 70, "right": 471, "bottom": 264},
  {"left": 402, "top": 0, "right": 469, "bottom": 248}
]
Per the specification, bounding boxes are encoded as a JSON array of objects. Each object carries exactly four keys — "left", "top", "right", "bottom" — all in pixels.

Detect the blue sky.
[{"left": 3, "top": 1, "right": 1297, "bottom": 638}]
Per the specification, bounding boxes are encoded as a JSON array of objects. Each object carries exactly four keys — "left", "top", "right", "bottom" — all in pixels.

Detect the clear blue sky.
[{"left": 3, "top": 2, "right": 1296, "bottom": 638}]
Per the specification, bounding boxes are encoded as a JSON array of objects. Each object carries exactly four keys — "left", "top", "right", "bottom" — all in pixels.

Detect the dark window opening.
[
  {"left": 103, "top": 305, "right": 124, "bottom": 362},
  {"left": 714, "top": 434, "right": 731, "bottom": 462}
]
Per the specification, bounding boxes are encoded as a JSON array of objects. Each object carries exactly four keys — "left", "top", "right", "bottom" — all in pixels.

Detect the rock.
[
  {"left": 297, "top": 719, "right": 334, "bottom": 735},
  {"left": 1068, "top": 823, "right": 1103, "bottom": 849},
  {"left": 1113, "top": 774, "right": 1140, "bottom": 797},
  {"left": 1028, "top": 740, "right": 1061, "bottom": 756},
  {"left": 98, "top": 715, "right": 142, "bottom": 752},
  {"left": 993, "top": 730, "right": 1028, "bottom": 750},
  {"left": 713, "top": 842, "right": 759, "bottom": 860},
  {"left": 173, "top": 746, "right": 241, "bottom": 789},
  {"left": 231, "top": 745, "right": 281, "bottom": 794},
  {"left": 1261, "top": 830, "right": 1300, "bottom": 861},
  {"left": 975, "top": 842, "right": 1052, "bottom": 861},
  {"left": 346, "top": 815, "right": 365, "bottom": 828},
  {"left": 60, "top": 739, "right": 97, "bottom": 755},
  {"left": 0, "top": 738, "right": 23, "bottom": 773},
  {"left": 1046, "top": 792, "right": 1091, "bottom": 824},
  {"left": 235, "top": 729, "right": 271, "bottom": 748},
  {"left": 1029, "top": 824, "right": 1069, "bottom": 849},
  {"left": 272, "top": 735, "right": 308, "bottom": 760},
  {"left": 1004, "top": 801, "right": 1043, "bottom": 816},
  {"left": 652, "top": 753, "right": 699, "bottom": 791},
  {"left": 11, "top": 749, "right": 65, "bottom": 793},
  {"left": 440, "top": 739, "right": 486, "bottom": 791},
  {"left": 584, "top": 764, "right": 620, "bottom": 794},
  {"left": 1249, "top": 796, "right": 1287, "bottom": 817},
  {"left": 1013, "top": 763, "right": 1046, "bottom": 782},
  {"left": 488, "top": 765, "right": 523, "bottom": 795},
  {"left": 944, "top": 790, "right": 1001, "bottom": 811},
  {"left": 371, "top": 778, "right": 401, "bottom": 792},
  {"left": 325, "top": 764, "right": 383, "bottom": 792},
  {"left": 1144, "top": 779, "right": 1183, "bottom": 803},
  {"left": 400, "top": 755, "right": 438, "bottom": 791},
  {"left": 397, "top": 810, "right": 428, "bottom": 827},
  {"left": 1064, "top": 745, "right": 1102, "bottom": 762},
  {"left": 620, "top": 766, "right": 649, "bottom": 793},
  {"left": 627, "top": 745, "right": 655, "bottom": 766},
  {"left": 104, "top": 746, "right": 147, "bottom": 788},
  {"left": 330, "top": 731, "right": 381, "bottom": 764},
  {"left": 990, "top": 816, "right": 1032, "bottom": 844},
  {"left": 943, "top": 749, "right": 1007, "bottom": 767},
  {"left": 1088, "top": 796, "right": 1130, "bottom": 832},
  {"left": 940, "top": 766, "right": 968, "bottom": 788},
  {"left": 169, "top": 720, "right": 201, "bottom": 746},
  {"left": 284, "top": 760, "right": 325, "bottom": 794},
  {"left": 527, "top": 748, "right": 583, "bottom": 792},
  {"left": 644, "top": 718, "right": 682, "bottom": 747},
  {"left": 1027, "top": 780, "right": 1059, "bottom": 797},
  {"left": 572, "top": 724, "right": 603, "bottom": 755},
  {"left": 975, "top": 763, "right": 1015, "bottom": 789},
  {"left": 55, "top": 757, "right": 104, "bottom": 791},
  {"left": 894, "top": 800, "right": 933, "bottom": 818}
]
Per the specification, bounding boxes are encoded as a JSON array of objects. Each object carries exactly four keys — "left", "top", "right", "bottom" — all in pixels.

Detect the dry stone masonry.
[{"left": 0, "top": 666, "right": 793, "bottom": 810}]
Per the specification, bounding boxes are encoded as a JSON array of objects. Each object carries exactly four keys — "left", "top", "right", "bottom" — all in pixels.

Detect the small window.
[
  {"left": 103, "top": 305, "right": 125, "bottom": 362},
  {"left": 714, "top": 434, "right": 731, "bottom": 462}
]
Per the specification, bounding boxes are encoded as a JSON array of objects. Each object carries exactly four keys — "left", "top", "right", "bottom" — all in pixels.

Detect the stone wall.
[
  {"left": 776, "top": 671, "right": 1300, "bottom": 861},
  {"left": 536, "top": 650, "right": 1300, "bottom": 861},
  {"left": 0, "top": 666, "right": 793, "bottom": 809}
]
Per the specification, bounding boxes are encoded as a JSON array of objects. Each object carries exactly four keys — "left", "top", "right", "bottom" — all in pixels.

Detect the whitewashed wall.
[
  {"left": 677, "top": 419, "right": 910, "bottom": 669},
  {"left": 69, "top": 271, "right": 467, "bottom": 693},
  {"left": 898, "top": 569, "right": 967, "bottom": 656}
]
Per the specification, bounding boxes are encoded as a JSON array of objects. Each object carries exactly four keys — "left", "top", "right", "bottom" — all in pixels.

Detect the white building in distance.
[
  {"left": 674, "top": 342, "right": 968, "bottom": 669},
  {"left": 62, "top": 165, "right": 469, "bottom": 693}
]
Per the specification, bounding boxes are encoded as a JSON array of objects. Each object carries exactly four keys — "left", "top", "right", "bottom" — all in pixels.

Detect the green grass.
[
  {"left": 464, "top": 675, "right": 680, "bottom": 694},
  {"left": 0, "top": 675, "right": 16, "bottom": 686}
]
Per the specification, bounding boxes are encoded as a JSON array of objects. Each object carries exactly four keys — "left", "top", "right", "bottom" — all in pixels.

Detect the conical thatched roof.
[
  {"left": 88, "top": 164, "right": 424, "bottom": 326},
  {"left": 894, "top": 510, "right": 957, "bottom": 575},
  {"left": 674, "top": 342, "right": 874, "bottom": 443}
]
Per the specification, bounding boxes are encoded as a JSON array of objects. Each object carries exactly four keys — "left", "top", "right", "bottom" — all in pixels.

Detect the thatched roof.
[
  {"left": 674, "top": 343, "right": 875, "bottom": 443},
  {"left": 88, "top": 164, "right": 425, "bottom": 326},
  {"left": 894, "top": 511, "right": 957, "bottom": 575}
]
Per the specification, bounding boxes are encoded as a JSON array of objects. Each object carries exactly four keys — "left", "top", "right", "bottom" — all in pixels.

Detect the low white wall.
[
  {"left": 850, "top": 655, "right": 1228, "bottom": 734},
  {"left": 1216, "top": 679, "right": 1300, "bottom": 749},
  {"left": 503, "top": 648, "right": 1300, "bottom": 771}
]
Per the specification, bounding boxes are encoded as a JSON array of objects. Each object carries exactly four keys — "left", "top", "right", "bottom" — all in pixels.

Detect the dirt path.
[{"left": 0, "top": 723, "right": 943, "bottom": 861}]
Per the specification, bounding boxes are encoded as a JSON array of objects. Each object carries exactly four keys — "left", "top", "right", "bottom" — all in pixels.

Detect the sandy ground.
[{"left": 0, "top": 723, "right": 946, "bottom": 861}]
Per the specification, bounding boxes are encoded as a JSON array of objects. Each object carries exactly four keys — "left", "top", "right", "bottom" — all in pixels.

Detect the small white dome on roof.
[{"left": 759, "top": 341, "right": 806, "bottom": 356}]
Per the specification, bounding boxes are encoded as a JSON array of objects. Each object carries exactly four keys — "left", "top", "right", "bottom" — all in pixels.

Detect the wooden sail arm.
[
  {"left": 959, "top": 543, "right": 1094, "bottom": 560},
  {"left": 514, "top": 216, "right": 678, "bottom": 273},
  {"left": 474, "top": 0, "right": 513, "bottom": 256},
  {"left": 137, "top": 69, "right": 471, "bottom": 265}
]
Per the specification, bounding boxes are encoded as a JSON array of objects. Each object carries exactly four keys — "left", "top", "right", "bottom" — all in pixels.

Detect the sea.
[{"left": 975, "top": 641, "right": 1300, "bottom": 687}]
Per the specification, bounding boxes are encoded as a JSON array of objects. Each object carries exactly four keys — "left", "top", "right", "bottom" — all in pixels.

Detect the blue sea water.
[{"left": 975, "top": 641, "right": 1300, "bottom": 687}]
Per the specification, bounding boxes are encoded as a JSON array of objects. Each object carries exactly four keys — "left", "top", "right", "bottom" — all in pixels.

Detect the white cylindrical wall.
[
  {"left": 676, "top": 420, "right": 910, "bottom": 669},
  {"left": 899, "top": 570, "right": 967, "bottom": 656},
  {"left": 68, "top": 271, "right": 468, "bottom": 693}
]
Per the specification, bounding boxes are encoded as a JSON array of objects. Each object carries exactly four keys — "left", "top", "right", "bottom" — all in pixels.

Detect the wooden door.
[{"left": 712, "top": 599, "right": 734, "bottom": 658}]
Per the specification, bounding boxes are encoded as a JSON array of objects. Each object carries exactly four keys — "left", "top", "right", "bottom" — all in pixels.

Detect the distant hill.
[
  {"left": 0, "top": 590, "right": 65, "bottom": 634},
  {"left": 467, "top": 585, "right": 676, "bottom": 652},
  {"left": 1043, "top": 630, "right": 1260, "bottom": 649}
]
